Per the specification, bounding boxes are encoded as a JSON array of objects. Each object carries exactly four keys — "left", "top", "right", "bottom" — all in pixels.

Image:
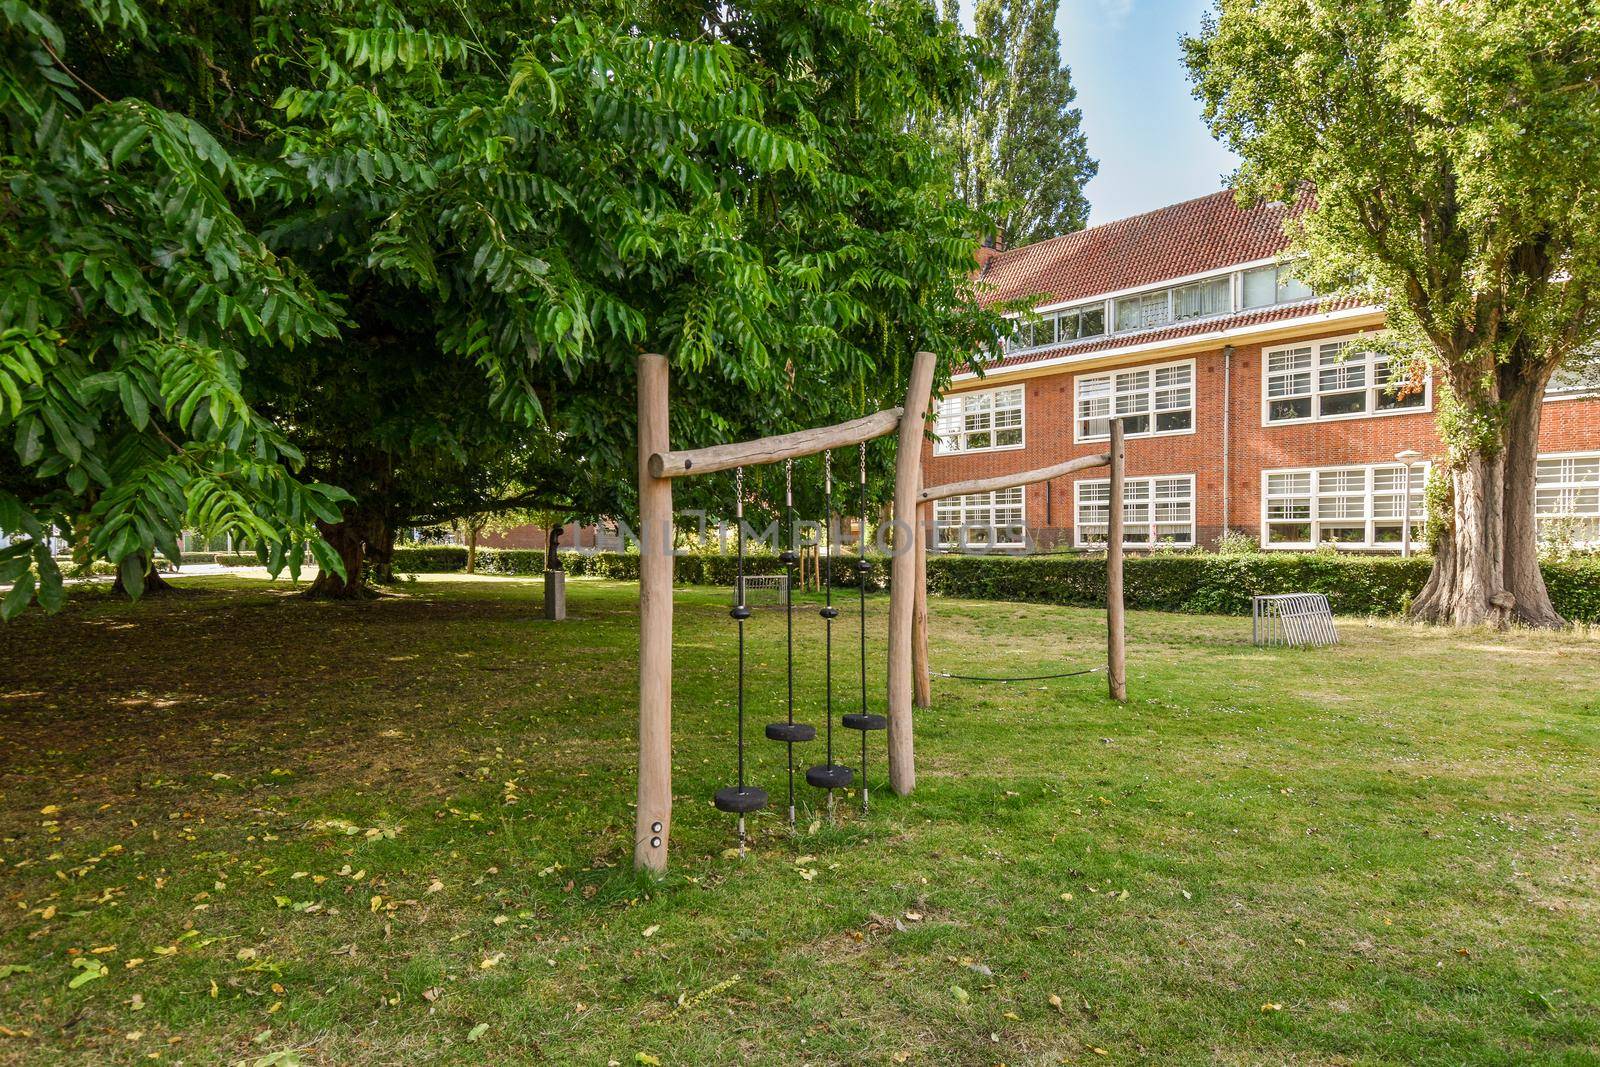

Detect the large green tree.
[
  {"left": 1186, "top": 0, "right": 1600, "bottom": 628},
  {"left": 941, "top": 0, "right": 1096, "bottom": 246},
  {"left": 0, "top": 2, "right": 353, "bottom": 612},
  {"left": 1, "top": 0, "right": 1007, "bottom": 607}
]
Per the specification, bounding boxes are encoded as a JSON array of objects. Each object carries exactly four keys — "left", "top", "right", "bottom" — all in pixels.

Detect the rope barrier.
[{"left": 931, "top": 666, "right": 1104, "bottom": 683}]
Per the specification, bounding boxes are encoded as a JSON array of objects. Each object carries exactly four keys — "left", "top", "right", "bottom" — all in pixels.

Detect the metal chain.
[
  {"left": 824, "top": 448, "right": 831, "bottom": 493},
  {"left": 785, "top": 458, "right": 792, "bottom": 507},
  {"left": 859, "top": 439, "right": 866, "bottom": 484},
  {"left": 734, "top": 465, "right": 743, "bottom": 518}
]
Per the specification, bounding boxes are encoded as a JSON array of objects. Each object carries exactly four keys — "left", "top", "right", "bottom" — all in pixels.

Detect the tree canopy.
[
  {"left": 1185, "top": 0, "right": 1600, "bottom": 627},
  {"left": 1, "top": 0, "right": 1007, "bottom": 610},
  {"left": 941, "top": 0, "right": 1097, "bottom": 246}
]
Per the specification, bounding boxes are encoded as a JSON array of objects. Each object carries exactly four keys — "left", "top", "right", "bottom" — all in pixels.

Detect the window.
[
  {"left": 1076, "top": 475, "right": 1195, "bottom": 548},
  {"left": 1241, "top": 263, "right": 1314, "bottom": 308},
  {"left": 1262, "top": 464, "right": 1427, "bottom": 549},
  {"left": 934, "top": 488, "right": 1026, "bottom": 550},
  {"left": 1547, "top": 363, "right": 1600, "bottom": 400},
  {"left": 1173, "top": 276, "right": 1231, "bottom": 322},
  {"left": 1263, "top": 335, "right": 1427, "bottom": 423},
  {"left": 1075, "top": 359, "right": 1194, "bottom": 441},
  {"left": 1001, "top": 304, "right": 1107, "bottom": 353},
  {"left": 1535, "top": 453, "right": 1600, "bottom": 545},
  {"left": 1057, "top": 304, "right": 1106, "bottom": 341},
  {"left": 934, "top": 386, "right": 1024, "bottom": 454},
  {"left": 1114, "top": 290, "right": 1171, "bottom": 333}
]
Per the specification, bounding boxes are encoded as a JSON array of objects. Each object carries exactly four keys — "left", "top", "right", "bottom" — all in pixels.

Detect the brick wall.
[{"left": 924, "top": 326, "right": 1600, "bottom": 550}]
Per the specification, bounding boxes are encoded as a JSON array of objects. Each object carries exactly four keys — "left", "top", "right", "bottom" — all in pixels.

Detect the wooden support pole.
[
  {"left": 887, "top": 350, "right": 936, "bottom": 796},
  {"left": 919, "top": 452, "right": 1111, "bottom": 504},
  {"left": 913, "top": 497, "right": 931, "bottom": 709},
  {"left": 650, "top": 408, "right": 903, "bottom": 480},
  {"left": 1107, "top": 418, "right": 1127, "bottom": 702},
  {"left": 634, "top": 354, "right": 674, "bottom": 873}
]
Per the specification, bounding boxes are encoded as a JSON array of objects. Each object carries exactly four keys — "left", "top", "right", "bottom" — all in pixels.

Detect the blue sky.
[
  {"left": 961, "top": 0, "right": 1240, "bottom": 227},
  {"left": 1061, "top": 0, "right": 1239, "bottom": 224}
]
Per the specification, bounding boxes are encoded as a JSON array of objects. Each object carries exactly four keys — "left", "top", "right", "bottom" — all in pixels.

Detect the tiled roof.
[
  {"left": 973, "top": 189, "right": 1307, "bottom": 309},
  {"left": 971, "top": 296, "right": 1370, "bottom": 375}
]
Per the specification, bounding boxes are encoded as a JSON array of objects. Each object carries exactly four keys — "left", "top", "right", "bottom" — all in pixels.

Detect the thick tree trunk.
[
  {"left": 113, "top": 554, "right": 174, "bottom": 598},
  {"left": 1412, "top": 381, "right": 1563, "bottom": 629},
  {"left": 305, "top": 518, "right": 373, "bottom": 600},
  {"left": 367, "top": 516, "right": 395, "bottom": 584},
  {"left": 466, "top": 525, "right": 479, "bottom": 574}
]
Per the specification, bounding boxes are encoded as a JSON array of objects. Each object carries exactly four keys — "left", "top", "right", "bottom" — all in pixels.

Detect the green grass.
[{"left": 1, "top": 574, "right": 1597, "bottom": 1065}]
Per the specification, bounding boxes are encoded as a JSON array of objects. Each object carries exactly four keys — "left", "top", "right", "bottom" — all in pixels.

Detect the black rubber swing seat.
[
  {"left": 806, "top": 764, "right": 855, "bottom": 790},
  {"left": 765, "top": 721, "right": 817, "bottom": 743},
  {"left": 713, "top": 786, "right": 768, "bottom": 814},
  {"left": 842, "top": 713, "right": 888, "bottom": 731}
]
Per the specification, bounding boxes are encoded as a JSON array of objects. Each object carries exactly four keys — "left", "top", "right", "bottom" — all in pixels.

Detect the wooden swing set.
[{"left": 633, "top": 351, "right": 1128, "bottom": 873}]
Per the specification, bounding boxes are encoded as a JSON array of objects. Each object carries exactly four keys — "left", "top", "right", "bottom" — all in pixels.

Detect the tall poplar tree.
[{"left": 942, "top": 0, "right": 1097, "bottom": 246}]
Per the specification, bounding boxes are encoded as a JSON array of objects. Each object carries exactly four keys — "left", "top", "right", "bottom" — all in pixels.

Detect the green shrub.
[
  {"left": 354, "top": 546, "right": 1600, "bottom": 624},
  {"left": 926, "top": 552, "right": 1599, "bottom": 623},
  {"left": 389, "top": 546, "right": 470, "bottom": 573}
]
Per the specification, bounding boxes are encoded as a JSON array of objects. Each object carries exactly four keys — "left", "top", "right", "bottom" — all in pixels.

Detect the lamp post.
[{"left": 1394, "top": 449, "right": 1423, "bottom": 557}]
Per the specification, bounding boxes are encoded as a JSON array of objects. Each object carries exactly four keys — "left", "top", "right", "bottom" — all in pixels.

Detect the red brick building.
[{"left": 925, "top": 191, "right": 1600, "bottom": 553}]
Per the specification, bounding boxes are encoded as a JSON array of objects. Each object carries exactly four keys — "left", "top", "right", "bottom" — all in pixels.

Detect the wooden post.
[
  {"left": 887, "top": 350, "right": 936, "bottom": 796},
  {"left": 1107, "top": 417, "right": 1127, "bottom": 702},
  {"left": 634, "top": 354, "right": 674, "bottom": 873},
  {"left": 913, "top": 498, "right": 931, "bottom": 709}
]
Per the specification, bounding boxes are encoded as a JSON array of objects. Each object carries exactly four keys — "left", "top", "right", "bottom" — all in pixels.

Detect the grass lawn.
[{"left": 1, "top": 574, "right": 1597, "bottom": 1065}]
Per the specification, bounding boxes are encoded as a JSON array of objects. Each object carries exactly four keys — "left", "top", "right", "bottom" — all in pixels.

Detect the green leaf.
[
  {"left": 35, "top": 555, "right": 64, "bottom": 613},
  {"left": 1, "top": 570, "right": 35, "bottom": 620},
  {"left": 117, "top": 554, "right": 145, "bottom": 599},
  {"left": 15, "top": 416, "right": 43, "bottom": 465}
]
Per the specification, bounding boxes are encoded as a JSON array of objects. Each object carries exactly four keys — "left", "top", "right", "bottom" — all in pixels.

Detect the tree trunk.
[
  {"left": 1412, "top": 381, "right": 1563, "bottom": 629},
  {"left": 367, "top": 515, "right": 395, "bottom": 584},
  {"left": 466, "top": 524, "right": 479, "bottom": 574},
  {"left": 113, "top": 554, "right": 174, "bottom": 598},
  {"left": 305, "top": 518, "right": 373, "bottom": 600}
]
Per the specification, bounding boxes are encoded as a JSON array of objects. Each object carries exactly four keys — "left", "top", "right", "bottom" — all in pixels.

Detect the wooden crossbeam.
[
  {"left": 918, "top": 452, "right": 1111, "bottom": 504},
  {"left": 648, "top": 408, "right": 904, "bottom": 480}
]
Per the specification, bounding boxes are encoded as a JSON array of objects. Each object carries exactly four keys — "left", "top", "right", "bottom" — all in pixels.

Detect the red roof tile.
[
  {"left": 974, "top": 189, "right": 1307, "bottom": 309},
  {"left": 972, "top": 296, "right": 1370, "bottom": 374}
]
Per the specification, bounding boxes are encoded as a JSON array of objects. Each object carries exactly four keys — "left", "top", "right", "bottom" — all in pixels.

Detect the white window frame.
[
  {"left": 1535, "top": 451, "right": 1600, "bottom": 546},
  {"left": 1545, "top": 363, "right": 1600, "bottom": 402},
  {"left": 1074, "top": 474, "right": 1196, "bottom": 549},
  {"left": 1260, "top": 463, "right": 1429, "bottom": 550},
  {"left": 1261, "top": 333, "right": 1432, "bottom": 426},
  {"left": 934, "top": 385, "right": 1025, "bottom": 456},
  {"left": 934, "top": 487, "right": 1027, "bottom": 550},
  {"left": 1074, "top": 358, "right": 1196, "bottom": 444},
  {"left": 1000, "top": 302, "right": 1109, "bottom": 355}
]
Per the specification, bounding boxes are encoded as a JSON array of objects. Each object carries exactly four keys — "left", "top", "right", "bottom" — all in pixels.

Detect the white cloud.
[{"left": 1096, "top": 0, "right": 1135, "bottom": 29}]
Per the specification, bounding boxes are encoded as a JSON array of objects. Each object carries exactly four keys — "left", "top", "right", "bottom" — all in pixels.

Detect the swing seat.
[
  {"left": 819, "top": 606, "right": 840, "bottom": 620},
  {"left": 714, "top": 785, "right": 768, "bottom": 814},
  {"left": 842, "top": 713, "right": 887, "bottom": 732},
  {"left": 806, "top": 764, "right": 854, "bottom": 789},
  {"left": 765, "top": 721, "right": 817, "bottom": 743}
]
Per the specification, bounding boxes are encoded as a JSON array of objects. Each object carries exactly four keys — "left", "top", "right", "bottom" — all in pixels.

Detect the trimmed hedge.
[
  {"left": 389, "top": 545, "right": 883, "bottom": 588},
  {"left": 926, "top": 553, "right": 1600, "bottom": 623},
  {"left": 383, "top": 545, "right": 1600, "bottom": 622}
]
